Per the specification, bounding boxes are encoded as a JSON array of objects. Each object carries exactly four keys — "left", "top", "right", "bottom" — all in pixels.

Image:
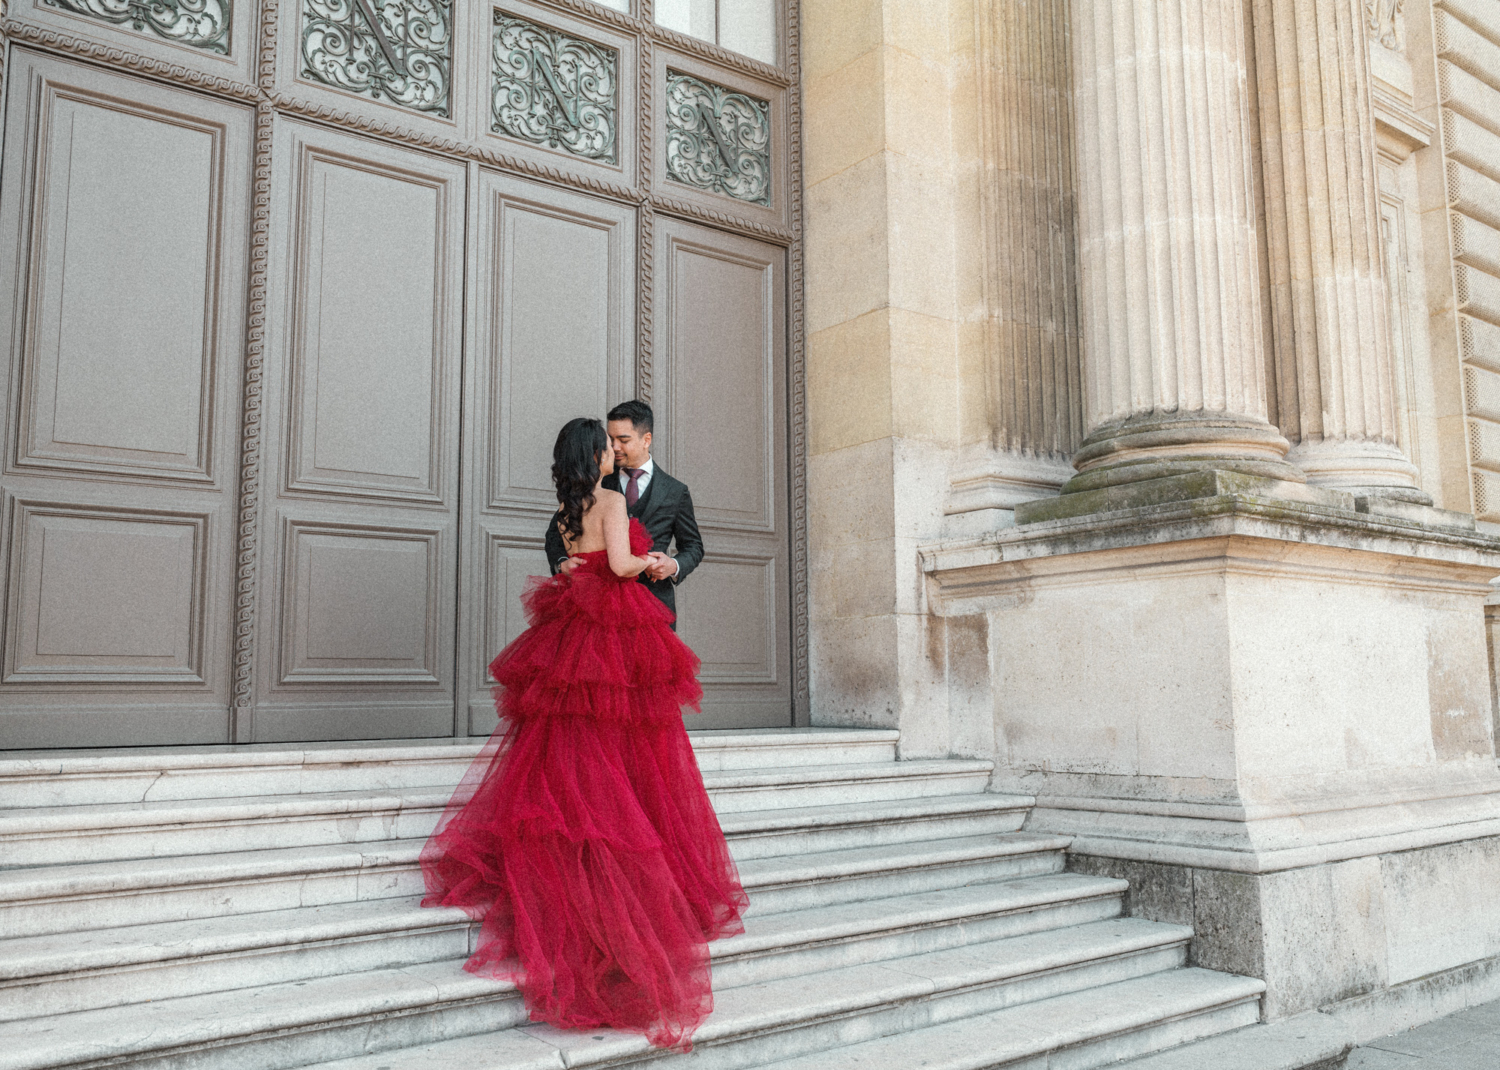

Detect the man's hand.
[
  {"left": 643, "top": 552, "right": 679, "bottom": 582},
  {"left": 557, "top": 556, "right": 584, "bottom": 577}
]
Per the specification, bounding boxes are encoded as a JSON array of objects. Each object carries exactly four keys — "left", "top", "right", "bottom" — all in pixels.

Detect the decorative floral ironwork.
[
  {"left": 492, "top": 12, "right": 617, "bottom": 163},
  {"left": 1365, "top": 0, "right": 1405, "bottom": 52},
  {"left": 301, "top": 0, "right": 451, "bottom": 116},
  {"left": 664, "top": 71, "right": 771, "bottom": 206},
  {"left": 41, "top": 0, "right": 231, "bottom": 54}
]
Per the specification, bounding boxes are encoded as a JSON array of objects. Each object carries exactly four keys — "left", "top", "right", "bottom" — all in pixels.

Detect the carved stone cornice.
[{"left": 2, "top": 17, "right": 260, "bottom": 99}]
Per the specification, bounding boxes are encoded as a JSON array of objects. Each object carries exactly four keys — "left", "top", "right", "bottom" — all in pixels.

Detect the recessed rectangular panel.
[
  {"left": 20, "top": 92, "right": 220, "bottom": 478},
  {"left": 289, "top": 152, "right": 453, "bottom": 500},
  {"left": 675, "top": 554, "right": 776, "bottom": 684},
  {"left": 482, "top": 534, "right": 548, "bottom": 684},
  {"left": 653, "top": 217, "right": 790, "bottom": 728},
  {"left": 280, "top": 523, "right": 441, "bottom": 683},
  {"left": 6, "top": 503, "right": 205, "bottom": 680},
  {"left": 490, "top": 197, "right": 617, "bottom": 507},
  {"left": 666, "top": 238, "right": 776, "bottom": 530}
]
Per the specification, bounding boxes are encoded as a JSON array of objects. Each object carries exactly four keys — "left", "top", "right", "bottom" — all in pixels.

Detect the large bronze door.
[{"left": 0, "top": 0, "right": 802, "bottom": 747}]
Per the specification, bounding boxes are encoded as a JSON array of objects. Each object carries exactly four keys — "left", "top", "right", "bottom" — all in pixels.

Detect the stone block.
[
  {"left": 1381, "top": 837, "right": 1500, "bottom": 984},
  {"left": 807, "top": 312, "right": 893, "bottom": 455},
  {"left": 805, "top": 154, "right": 890, "bottom": 334},
  {"left": 803, "top": 48, "right": 886, "bottom": 187}
]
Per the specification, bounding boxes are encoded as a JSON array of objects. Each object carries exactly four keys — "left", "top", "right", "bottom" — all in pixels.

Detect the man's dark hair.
[{"left": 607, "top": 400, "right": 653, "bottom": 435}]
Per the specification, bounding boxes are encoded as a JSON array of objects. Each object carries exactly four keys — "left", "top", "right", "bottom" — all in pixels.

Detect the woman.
[{"left": 420, "top": 417, "right": 747, "bottom": 1051}]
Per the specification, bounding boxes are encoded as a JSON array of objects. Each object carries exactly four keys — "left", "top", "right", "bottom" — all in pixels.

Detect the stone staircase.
[{"left": 0, "top": 729, "right": 1267, "bottom": 1070}]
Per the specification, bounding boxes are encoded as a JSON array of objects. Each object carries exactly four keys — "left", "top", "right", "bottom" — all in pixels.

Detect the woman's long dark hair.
[{"left": 553, "top": 417, "right": 609, "bottom": 544}]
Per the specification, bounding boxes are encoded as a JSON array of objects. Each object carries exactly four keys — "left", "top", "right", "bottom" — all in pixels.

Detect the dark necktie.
[{"left": 624, "top": 468, "right": 644, "bottom": 507}]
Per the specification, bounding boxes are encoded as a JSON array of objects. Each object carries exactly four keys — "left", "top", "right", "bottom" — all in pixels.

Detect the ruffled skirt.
[{"left": 420, "top": 564, "right": 747, "bottom": 1050}]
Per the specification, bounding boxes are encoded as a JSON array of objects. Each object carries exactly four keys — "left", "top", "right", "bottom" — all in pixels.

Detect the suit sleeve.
[
  {"left": 671, "top": 486, "right": 705, "bottom": 584},
  {"left": 544, "top": 511, "right": 567, "bottom": 575}
]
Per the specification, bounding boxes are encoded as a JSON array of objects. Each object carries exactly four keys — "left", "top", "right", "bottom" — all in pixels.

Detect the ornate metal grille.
[
  {"left": 664, "top": 71, "right": 771, "bottom": 207},
  {"left": 41, "top": 0, "right": 232, "bottom": 53},
  {"left": 492, "top": 12, "right": 618, "bottom": 164},
  {"left": 301, "top": 0, "right": 452, "bottom": 117}
]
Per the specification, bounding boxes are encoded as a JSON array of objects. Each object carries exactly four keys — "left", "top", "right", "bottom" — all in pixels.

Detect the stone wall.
[{"left": 802, "top": 0, "right": 1500, "bottom": 1027}]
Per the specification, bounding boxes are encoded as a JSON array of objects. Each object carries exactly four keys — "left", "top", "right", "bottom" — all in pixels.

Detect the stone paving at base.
[{"left": 1348, "top": 997, "right": 1500, "bottom": 1068}]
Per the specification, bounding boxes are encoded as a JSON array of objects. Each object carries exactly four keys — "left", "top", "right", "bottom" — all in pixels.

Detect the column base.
[
  {"left": 945, "top": 448, "right": 1076, "bottom": 515},
  {"left": 1288, "top": 438, "right": 1432, "bottom": 505},
  {"left": 1066, "top": 412, "right": 1303, "bottom": 493}
]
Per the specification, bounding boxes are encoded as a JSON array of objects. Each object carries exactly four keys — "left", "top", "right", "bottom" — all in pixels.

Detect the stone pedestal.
[{"left": 922, "top": 494, "right": 1500, "bottom": 1018}]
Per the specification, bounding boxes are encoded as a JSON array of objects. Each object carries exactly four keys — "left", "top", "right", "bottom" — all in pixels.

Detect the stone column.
[
  {"left": 1251, "top": 0, "right": 1429, "bottom": 501},
  {"left": 1062, "top": 0, "right": 1302, "bottom": 494}
]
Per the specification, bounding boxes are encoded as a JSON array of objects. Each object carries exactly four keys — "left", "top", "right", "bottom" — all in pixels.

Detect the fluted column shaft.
[
  {"left": 1252, "top": 0, "right": 1425, "bottom": 498},
  {"left": 982, "top": 0, "right": 1083, "bottom": 463},
  {"left": 1066, "top": 0, "right": 1300, "bottom": 490}
]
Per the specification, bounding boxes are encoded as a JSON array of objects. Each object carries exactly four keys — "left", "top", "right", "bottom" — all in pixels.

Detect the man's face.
[{"left": 608, "top": 420, "right": 651, "bottom": 470}]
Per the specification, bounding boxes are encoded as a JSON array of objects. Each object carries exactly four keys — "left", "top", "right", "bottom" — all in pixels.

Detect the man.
[{"left": 546, "top": 400, "right": 704, "bottom": 628}]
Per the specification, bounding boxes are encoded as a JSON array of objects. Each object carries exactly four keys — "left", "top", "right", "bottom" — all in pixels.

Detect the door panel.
[
  {"left": 655, "top": 218, "right": 790, "bottom": 728},
  {"left": 461, "top": 170, "right": 634, "bottom": 735},
  {"left": 251, "top": 121, "right": 465, "bottom": 743},
  {"left": 0, "top": 53, "right": 249, "bottom": 748}
]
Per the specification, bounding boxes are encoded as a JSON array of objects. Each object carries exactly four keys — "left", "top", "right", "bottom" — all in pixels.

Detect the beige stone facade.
[{"left": 805, "top": 0, "right": 1500, "bottom": 1028}]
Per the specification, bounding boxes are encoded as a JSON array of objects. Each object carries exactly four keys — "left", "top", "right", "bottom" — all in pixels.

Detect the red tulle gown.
[{"left": 420, "top": 518, "right": 747, "bottom": 1050}]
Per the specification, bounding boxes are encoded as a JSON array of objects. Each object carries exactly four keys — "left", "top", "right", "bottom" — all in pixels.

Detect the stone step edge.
[
  {"left": 0, "top": 760, "right": 997, "bottom": 837},
  {"left": 1109, "top": 1009, "right": 1353, "bottom": 1070},
  {"left": 0, "top": 795, "right": 1036, "bottom": 905},
  {"left": 0, "top": 919, "right": 1192, "bottom": 1070},
  {"left": 747, "top": 968, "right": 1267, "bottom": 1070},
  {"left": 736, "top": 831, "right": 1071, "bottom": 889},
  {"left": 0, "top": 872, "right": 1129, "bottom": 988},
  {"left": 0, "top": 729, "right": 902, "bottom": 780}
]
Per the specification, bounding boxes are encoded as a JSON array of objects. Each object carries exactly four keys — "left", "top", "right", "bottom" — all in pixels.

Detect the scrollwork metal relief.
[
  {"left": 492, "top": 12, "right": 617, "bottom": 163},
  {"left": 664, "top": 71, "right": 770, "bottom": 207},
  {"left": 301, "top": 0, "right": 451, "bottom": 116},
  {"left": 1365, "top": 0, "right": 1405, "bottom": 52},
  {"left": 41, "top": 0, "right": 231, "bottom": 54}
]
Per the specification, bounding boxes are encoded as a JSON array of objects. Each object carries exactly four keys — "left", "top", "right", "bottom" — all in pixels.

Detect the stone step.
[
  {"left": 0, "top": 758, "right": 994, "bottom": 867},
  {"left": 1, "top": 871, "right": 1128, "bottom": 1021},
  {"left": 748, "top": 969, "right": 1266, "bottom": 1070},
  {"left": 738, "top": 831, "right": 1069, "bottom": 916},
  {"left": 0, "top": 918, "right": 1197, "bottom": 1070},
  {"left": 1109, "top": 1010, "right": 1352, "bottom": 1070},
  {"left": 0, "top": 730, "right": 903, "bottom": 810},
  {"left": 0, "top": 794, "right": 1031, "bottom": 938},
  {"left": 299, "top": 921, "right": 1203, "bottom": 1070}
]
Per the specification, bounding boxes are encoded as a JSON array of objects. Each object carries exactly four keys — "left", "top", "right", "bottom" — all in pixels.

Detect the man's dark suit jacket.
[{"left": 545, "top": 465, "right": 704, "bottom": 623}]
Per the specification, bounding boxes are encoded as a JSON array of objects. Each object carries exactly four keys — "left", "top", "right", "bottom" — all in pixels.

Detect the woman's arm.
[{"left": 602, "top": 494, "right": 651, "bottom": 577}]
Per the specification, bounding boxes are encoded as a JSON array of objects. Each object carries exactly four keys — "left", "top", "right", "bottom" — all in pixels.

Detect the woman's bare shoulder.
[{"left": 595, "top": 488, "right": 626, "bottom": 508}]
